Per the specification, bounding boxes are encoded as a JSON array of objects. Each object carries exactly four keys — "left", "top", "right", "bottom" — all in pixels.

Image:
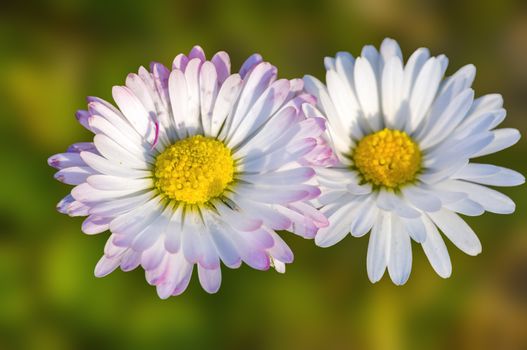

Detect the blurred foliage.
[{"left": 1, "top": 0, "right": 527, "bottom": 349}]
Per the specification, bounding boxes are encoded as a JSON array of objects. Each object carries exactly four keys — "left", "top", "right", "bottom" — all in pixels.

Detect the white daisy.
[
  {"left": 49, "top": 46, "right": 331, "bottom": 298},
  {"left": 304, "top": 38, "right": 524, "bottom": 285}
]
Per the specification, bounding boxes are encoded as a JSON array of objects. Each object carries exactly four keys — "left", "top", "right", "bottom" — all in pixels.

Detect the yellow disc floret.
[
  {"left": 153, "top": 135, "right": 235, "bottom": 204},
  {"left": 352, "top": 128, "right": 421, "bottom": 188}
]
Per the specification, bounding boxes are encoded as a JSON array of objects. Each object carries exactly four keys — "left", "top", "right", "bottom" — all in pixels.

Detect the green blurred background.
[{"left": 1, "top": 0, "right": 527, "bottom": 349}]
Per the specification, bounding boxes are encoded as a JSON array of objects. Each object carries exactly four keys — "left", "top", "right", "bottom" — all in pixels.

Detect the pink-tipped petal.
[
  {"left": 94, "top": 255, "right": 120, "bottom": 277},
  {"left": 198, "top": 265, "right": 222, "bottom": 294}
]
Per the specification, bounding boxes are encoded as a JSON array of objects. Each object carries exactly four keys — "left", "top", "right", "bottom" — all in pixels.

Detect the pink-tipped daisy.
[
  {"left": 49, "top": 46, "right": 330, "bottom": 298},
  {"left": 304, "top": 38, "right": 524, "bottom": 285}
]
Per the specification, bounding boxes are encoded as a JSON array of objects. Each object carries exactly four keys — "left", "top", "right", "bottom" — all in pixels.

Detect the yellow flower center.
[
  {"left": 153, "top": 135, "right": 235, "bottom": 204},
  {"left": 352, "top": 128, "right": 421, "bottom": 188}
]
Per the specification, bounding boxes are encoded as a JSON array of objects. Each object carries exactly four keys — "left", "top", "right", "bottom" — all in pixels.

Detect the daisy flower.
[
  {"left": 49, "top": 46, "right": 330, "bottom": 298},
  {"left": 304, "top": 38, "right": 524, "bottom": 285}
]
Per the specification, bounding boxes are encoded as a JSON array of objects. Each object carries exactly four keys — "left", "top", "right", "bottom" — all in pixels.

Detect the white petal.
[
  {"left": 376, "top": 189, "right": 397, "bottom": 211},
  {"left": 380, "top": 38, "right": 403, "bottom": 62},
  {"left": 454, "top": 163, "right": 500, "bottom": 177},
  {"left": 361, "top": 45, "right": 380, "bottom": 74},
  {"left": 326, "top": 69, "right": 364, "bottom": 140},
  {"left": 444, "top": 198, "right": 484, "bottom": 216},
  {"left": 377, "top": 190, "right": 420, "bottom": 218},
  {"left": 240, "top": 138, "right": 317, "bottom": 173},
  {"left": 419, "top": 159, "right": 469, "bottom": 185},
  {"left": 346, "top": 183, "right": 372, "bottom": 195},
  {"left": 205, "top": 214, "right": 241, "bottom": 268},
  {"left": 407, "top": 57, "right": 442, "bottom": 132},
  {"left": 401, "top": 216, "right": 427, "bottom": 243},
  {"left": 125, "top": 74, "right": 158, "bottom": 133},
  {"left": 421, "top": 215, "right": 451, "bottom": 278},
  {"left": 141, "top": 64, "right": 173, "bottom": 144},
  {"left": 354, "top": 57, "right": 382, "bottom": 130},
  {"left": 272, "top": 259, "right": 286, "bottom": 273},
  {"left": 324, "top": 57, "right": 335, "bottom": 70},
  {"left": 199, "top": 61, "right": 219, "bottom": 136},
  {"left": 402, "top": 48, "right": 430, "bottom": 100},
  {"left": 72, "top": 183, "right": 143, "bottom": 204},
  {"left": 233, "top": 184, "right": 308, "bottom": 205},
  {"left": 181, "top": 213, "right": 204, "bottom": 264},
  {"left": 214, "top": 201, "right": 262, "bottom": 232},
  {"left": 87, "top": 175, "right": 152, "bottom": 191},
  {"left": 88, "top": 115, "right": 153, "bottom": 160},
  {"left": 131, "top": 206, "right": 172, "bottom": 251},
  {"left": 472, "top": 128, "right": 520, "bottom": 157},
  {"left": 427, "top": 184, "right": 467, "bottom": 204},
  {"left": 164, "top": 206, "right": 183, "bottom": 253},
  {"left": 168, "top": 69, "right": 189, "bottom": 139},
  {"left": 428, "top": 209, "right": 482, "bottom": 256},
  {"left": 425, "top": 132, "right": 493, "bottom": 170},
  {"left": 109, "top": 196, "right": 162, "bottom": 235},
  {"left": 387, "top": 215, "right": 412, "bottom": 285},
  {"left": 401, "top": 185, "right": 442, "bottom": 212},
  {"left": 197, "top": 232, "right": 220, "bottom": 269},
  {"left": 434, "top": 54, "right": 448, "bottom": 82},
  {"left": 112, "top": 86, "right": 154, "bottom": 140},
  {"left": 440, "top": 179, "right": 515, "bottom": 214},
  {"left": 438, "top": 64, "right": 475, "bottom": 102},
  {"left": 392, "top": 196, "right": 421, "bottom": 219},
  {"left": 454, "top": 112, "right": 498, "bottom": 140},
  {"left": 210, "top": 74, "right": 243, "bottom": 137},
  {"left": 227, "top": 79, "right": 290, "bottom": 148},
  {"left": 455, "top": 164, "right": 524, "bottom": 187},
  {"left": 234, "top": 106, "right": 299, "bottom": 159},
  {"left": 315, "top": 201, "right": 355, "bottom": 247},
  {"left": 350, "top": 195, "right": 378, "bottom": 237},
  {"left": 234, "top": 196, "right": 291, "bottom": 230},
  {"left": 183, "top": 58, "right": 203, "bottom": 136},
  {"left": 366, "top": 211, "right": 390, "bottom": 283},
  {"left": 381, "top": 56, "right": 404, "bottom": 129},
  {"left": 89, "top": 191, "right": 154, "bottom": 217},
  {"left": 467, "top": 93, "right": 503, "bottom": 121},
  {"left": 334, "top": 51, "right": 356, "bottom": 89},
  {"left": 419, "top": 89, "right": 475, "bottom": 149},
  {"left": 93, "top": 134, "right": 149, "bottom": 170},
  {"left": 226, "top": 62, "right": 276, "bottom": 139},
  {"left": 303, "top": 75, "right": 351, "bottom": 151},
  {"left": 242, "top": 167, "right": 315, "bottom": 187},
  {"left": 88, "top": 100, "right": 143, "bottom": 144}
]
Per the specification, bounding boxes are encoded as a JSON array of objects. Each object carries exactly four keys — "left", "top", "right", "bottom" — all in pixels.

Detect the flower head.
[
  {"left": 305, "top": 38, "right": 524, "bottom": 285},
  {"left": 49, "top": 46, "right": 330, "bottom": 298}
]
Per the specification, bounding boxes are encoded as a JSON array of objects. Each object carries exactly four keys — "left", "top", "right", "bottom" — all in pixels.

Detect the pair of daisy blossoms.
[{"left": 49, "top": 39, "right": 523, "bottom": 298}]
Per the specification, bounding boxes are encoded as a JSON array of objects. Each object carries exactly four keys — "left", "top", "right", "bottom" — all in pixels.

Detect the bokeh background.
[{"left": 1, "top": 0, "right": 527, "bottom": 349}]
